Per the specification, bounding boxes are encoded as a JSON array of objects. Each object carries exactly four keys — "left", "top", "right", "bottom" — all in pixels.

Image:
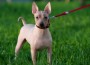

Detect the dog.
[{"left": 15, "top": 2, "right": 52, "bottom": 65}]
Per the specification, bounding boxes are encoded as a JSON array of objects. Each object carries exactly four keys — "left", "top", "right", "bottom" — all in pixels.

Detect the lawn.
[{"left": 0, "top": 2, "right": 90, "bottom": 65}]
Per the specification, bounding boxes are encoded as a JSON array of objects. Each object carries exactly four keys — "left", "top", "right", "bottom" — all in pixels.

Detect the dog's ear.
[
  {"left": 32, "top": 2, "right": 39, "bottom": 14},
  {"left": 44, "top": 2, "right": 51, "bottom": 14}
]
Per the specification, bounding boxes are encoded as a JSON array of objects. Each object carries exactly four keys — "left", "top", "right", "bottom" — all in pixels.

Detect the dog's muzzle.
[{"left": 36, "top": 19, "right": 50, "bottom": 29}]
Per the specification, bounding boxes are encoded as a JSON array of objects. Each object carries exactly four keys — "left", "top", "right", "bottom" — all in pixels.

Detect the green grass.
[{"left": 0, "top": 2, "right": 90, "bottom": 65}]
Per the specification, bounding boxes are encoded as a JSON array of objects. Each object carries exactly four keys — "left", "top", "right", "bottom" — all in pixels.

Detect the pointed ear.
[
  {"left": 32, "top": 2, "right": 39, "bottom": 14},
  {"left": 44, "top": 2, "right": 51, "bottom": 14}
]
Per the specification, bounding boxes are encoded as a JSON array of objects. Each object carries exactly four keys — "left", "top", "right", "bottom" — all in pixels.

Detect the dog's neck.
[{"left": 33, "top": 25, "right": 49, "bottom": 36}]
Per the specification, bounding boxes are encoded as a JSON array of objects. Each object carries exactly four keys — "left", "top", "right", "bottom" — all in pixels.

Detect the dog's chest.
[
  {"left": 31, "top": 30, "right": 52, "bottom": 49},
  {"left": 34, "top": 35, "right": 52, "bottom": 49}
]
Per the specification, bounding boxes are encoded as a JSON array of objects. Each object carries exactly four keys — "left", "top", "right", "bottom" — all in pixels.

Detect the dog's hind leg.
[{"left": 15, "top": 33, "right": 26, "bottom": 59}]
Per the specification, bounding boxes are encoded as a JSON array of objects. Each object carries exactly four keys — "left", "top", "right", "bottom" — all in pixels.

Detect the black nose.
[{"left": 40, "top": 22, "right": 44, "bottom": 27}]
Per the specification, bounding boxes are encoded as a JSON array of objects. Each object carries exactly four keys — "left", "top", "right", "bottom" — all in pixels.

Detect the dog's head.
[{"left": 32, "top": 2, "right": 51, "bottom": 29}]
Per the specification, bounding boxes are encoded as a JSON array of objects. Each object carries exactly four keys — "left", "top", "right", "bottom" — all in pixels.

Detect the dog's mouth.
[{"left": 36, "top": 24, "right": 50, "bottom": 29}]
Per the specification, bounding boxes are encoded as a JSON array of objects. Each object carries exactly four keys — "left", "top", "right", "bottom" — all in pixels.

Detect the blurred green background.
[{"left": 0, "top": 0, "right": 90, "bottom": 65}]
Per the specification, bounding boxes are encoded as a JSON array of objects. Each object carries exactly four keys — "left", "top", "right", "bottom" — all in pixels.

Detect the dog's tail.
[{"left": 18, "top": 17, "right": 26, "bottom": 26}]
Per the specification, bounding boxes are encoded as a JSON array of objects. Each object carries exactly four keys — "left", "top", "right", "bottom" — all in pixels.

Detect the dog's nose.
[{"left": 40, "top": 22, "right": 44, "bottom": 27}]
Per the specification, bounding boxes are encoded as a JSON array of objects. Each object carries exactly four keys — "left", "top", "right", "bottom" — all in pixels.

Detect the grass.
[{"left": 0, "top": 2, "right": 90, "bottom": 65}]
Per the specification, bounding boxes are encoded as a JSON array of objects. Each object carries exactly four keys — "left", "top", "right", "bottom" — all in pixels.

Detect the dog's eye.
[
  {"left": 44, "top": 17, "right": 48, "bottom": 19},
  {"left": 36, "top": 16, "right": 39, "bottom": 19}
]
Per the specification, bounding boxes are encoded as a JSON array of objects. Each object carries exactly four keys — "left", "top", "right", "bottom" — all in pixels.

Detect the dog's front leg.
[
  {"left": 31, "top": 48, "right": 37, "bottom": 65},
  {"left": 47, "top": 47, "right": 52, "bottom": 65}
]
